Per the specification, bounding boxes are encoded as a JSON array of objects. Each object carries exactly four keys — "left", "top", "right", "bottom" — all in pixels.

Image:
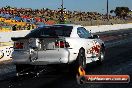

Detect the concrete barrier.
[
  {"left": 0, "top": 30, "right": 30, "bottom": 42},
  {"left": 85, "top": 23, "right": 132, "bottom": 33}
]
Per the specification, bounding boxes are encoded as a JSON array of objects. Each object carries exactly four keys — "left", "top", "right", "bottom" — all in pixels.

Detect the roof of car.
[
  {"left": 52, "top": 24, "right": 82, "bottom": 27},
  {"left": 31, "top": 24, "right": 82, "bottom": 32}
]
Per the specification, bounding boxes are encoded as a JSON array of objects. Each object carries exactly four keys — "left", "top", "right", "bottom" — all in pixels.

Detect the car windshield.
[{"left": 25, "top": 26, "right": 73, "bottom": 38}]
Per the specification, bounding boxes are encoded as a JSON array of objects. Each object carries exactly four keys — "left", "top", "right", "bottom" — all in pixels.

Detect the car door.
[
  {"left": 77, "top": 27, "right": 101, "bottom": 61},
  {"left": 77, "top": 27, "right": 94, "bottom": 53}
]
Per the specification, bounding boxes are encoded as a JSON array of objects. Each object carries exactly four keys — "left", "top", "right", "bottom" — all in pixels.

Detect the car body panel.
[{"left": 11, "top": 24, "right": 105, "bottom": 65}]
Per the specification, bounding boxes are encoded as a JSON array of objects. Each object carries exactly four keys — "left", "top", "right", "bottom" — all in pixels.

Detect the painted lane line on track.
[
  {"left": 123, "top": 34, "right": 128, "bottom": 36},
  {"left": 118, "top": 35, "right": 122, "bottom": 37}
]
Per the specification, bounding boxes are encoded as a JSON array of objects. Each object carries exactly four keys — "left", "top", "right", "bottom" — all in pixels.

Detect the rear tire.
[
  {"left": 69, "top": 49, "right": 86, "bottom": 76},
  {"left": 77, "top": 49, "right": 86, "bottom": 69}
]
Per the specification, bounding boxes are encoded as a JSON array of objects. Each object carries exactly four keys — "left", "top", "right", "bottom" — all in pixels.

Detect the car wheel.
[
  {"left": 69, "top": 49, "right": 86, "bottom": 76},
  {"left": 96, "top": 48, "right": 105, "bottom": 65},
  {"left": 77, "top": 49, "right": 86, "bottom": 69}
]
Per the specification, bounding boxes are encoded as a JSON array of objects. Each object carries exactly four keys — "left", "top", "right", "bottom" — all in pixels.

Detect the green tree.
[
  {"left": 114, "top": 7, "right": 130, "bottom": 18},
  {"left": 110, "top": 10, "right": 114, "bottom": 14}
]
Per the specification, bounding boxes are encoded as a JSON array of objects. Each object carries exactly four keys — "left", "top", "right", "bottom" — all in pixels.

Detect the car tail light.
[
  {"left": 60, "top": 41, "right": 65, "bottom": 48},
  {"left": 14, "top": 42, "right": 24, "bottom": 49},
  {"left": 55, "top": 41, "right": 70, "bottom": 48}
]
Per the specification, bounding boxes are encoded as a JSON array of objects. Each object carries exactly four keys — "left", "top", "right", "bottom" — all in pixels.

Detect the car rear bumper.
[
  {"left": 12, "top": 51, "right": 31, "bottom": 64},
  {"left": 32, "top": 49, "right": 70, "bottom": 65},
  {"left": 12, "top": 49, "right": 70, "bottom": 65}
]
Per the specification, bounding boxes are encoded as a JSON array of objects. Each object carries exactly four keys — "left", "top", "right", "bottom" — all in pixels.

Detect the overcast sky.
[{"left": 0, "top": 0, "right": 132, "bottom": 14}]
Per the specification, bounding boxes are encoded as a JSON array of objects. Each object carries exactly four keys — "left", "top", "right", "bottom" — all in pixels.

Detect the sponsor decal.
[
  {"left": 76, "top": 66, "right": 130, "bottom": 85},
  {"left": 87, "top": 41, "right": 101, "bottom": 56}
]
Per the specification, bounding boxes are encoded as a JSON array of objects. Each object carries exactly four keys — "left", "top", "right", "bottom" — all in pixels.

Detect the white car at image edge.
[{"left": 11, "top": 24, "right": 105, "bottom": 74}]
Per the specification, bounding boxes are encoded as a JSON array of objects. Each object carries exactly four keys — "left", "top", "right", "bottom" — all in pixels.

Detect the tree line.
[{"left": 110, "top": 7, "right": 131, "bottom": 19}]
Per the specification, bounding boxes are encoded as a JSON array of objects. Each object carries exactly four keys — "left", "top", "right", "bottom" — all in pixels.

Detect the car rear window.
[{"left": 25, "top": 26, "right": 73, "bottom": 38}]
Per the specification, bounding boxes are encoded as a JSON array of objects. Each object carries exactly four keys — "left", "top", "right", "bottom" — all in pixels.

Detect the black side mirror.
[{"left": 92, "top": 35, "right": 99, "bottom": 39}]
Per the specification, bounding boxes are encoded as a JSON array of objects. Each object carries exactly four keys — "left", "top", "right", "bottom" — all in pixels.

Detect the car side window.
[
  {"left": 77, "top": 28, "right": 85, "bottom": 38},
  {"left": 77, "top": 27, "right": 92, "bottom": 38}
]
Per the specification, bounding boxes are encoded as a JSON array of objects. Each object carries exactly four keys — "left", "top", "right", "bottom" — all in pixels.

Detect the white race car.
[{"left": 11, "top": 24, "right": 105, "bottom": 74}]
